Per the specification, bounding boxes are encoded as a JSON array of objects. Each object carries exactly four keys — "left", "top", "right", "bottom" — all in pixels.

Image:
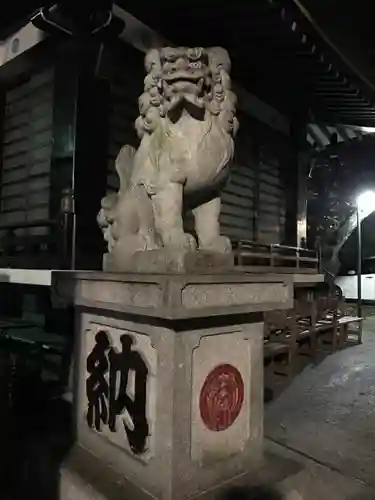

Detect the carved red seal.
[{"left": 199, "top": 364, "right": 244, "bottom": 432}]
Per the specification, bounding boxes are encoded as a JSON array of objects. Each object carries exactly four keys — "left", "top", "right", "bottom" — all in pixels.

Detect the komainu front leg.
[
  {"left": 152, "top": 182, "right": 196, "bottom": 251},
  {"left": 193, "top": 197, "right": 231, "bottom": 253},
  {"left": 133, "top": 185, "right": 159, "bottom": 250}
]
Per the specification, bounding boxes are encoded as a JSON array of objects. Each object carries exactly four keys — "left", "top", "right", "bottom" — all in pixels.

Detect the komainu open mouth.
[{"left": 163, "top": 70, "right": 205, "bottom": 83}]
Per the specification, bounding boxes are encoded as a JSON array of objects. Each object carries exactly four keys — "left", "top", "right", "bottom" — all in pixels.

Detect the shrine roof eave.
[
  {"left": 117, "top": 0, "right": 375, "bottom": 127},
  {"left": 0, "top": 1, "right": 47, "bottom": 40},
  {"left": 3, "top": 0, "right": 375, "bottom": 127}
]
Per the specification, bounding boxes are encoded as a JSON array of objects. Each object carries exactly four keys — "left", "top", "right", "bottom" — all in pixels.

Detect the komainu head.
[{"left": 135, "top": 46, "right": 239, "bottom": 139}]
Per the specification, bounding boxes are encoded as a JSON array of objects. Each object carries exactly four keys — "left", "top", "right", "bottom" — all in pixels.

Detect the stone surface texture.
[
  {"left": 97, "top": 46, "right": 239, "bottom": 272},
  {"left": 103, "top": 249, "right": 234, "bottom": 274},
  {"left": 60, "top": 301, "right": 375, "bottom": 500},
  {"left": 57, "top": 272, "right": 293, "bottom": 320},
  {"left": 265, "top": 317, "right": 375, "bottom": 489},
  {"left": 61, "top": 272, "right": 293, "bottom": 500}
]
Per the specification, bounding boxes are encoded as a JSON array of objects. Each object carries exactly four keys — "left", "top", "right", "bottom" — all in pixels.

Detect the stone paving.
[{"left": 265, "top": 317, "right": 375, "bottom": 489}]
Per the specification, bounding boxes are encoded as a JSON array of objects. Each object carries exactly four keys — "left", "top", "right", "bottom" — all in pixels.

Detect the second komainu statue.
[{"left": 98, "top": 46, "right": 239, "bottom": 272}]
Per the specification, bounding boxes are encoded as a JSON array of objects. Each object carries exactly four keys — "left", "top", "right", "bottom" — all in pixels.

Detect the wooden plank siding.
[
  {"left": 221, "top": 112, "right": 287, "bottom": 244},
  {"left": 0, "top": 67, "right": 54, "bottom": 236}
]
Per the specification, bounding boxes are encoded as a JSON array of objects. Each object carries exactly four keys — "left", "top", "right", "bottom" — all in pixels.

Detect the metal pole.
[{"left": 357, "top": 206, "right": 362, "bottom": 317}]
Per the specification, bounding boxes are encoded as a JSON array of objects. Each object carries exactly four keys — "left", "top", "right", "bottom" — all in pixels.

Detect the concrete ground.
[
  {"left": 265, "top": 316, "right": 375, "bottom": 494},
  {"left": 343, "top": 303, "right": 375, "bottom": 318},
  {"left": 266, "top": 440, "right": 375, "bottom": 500}
]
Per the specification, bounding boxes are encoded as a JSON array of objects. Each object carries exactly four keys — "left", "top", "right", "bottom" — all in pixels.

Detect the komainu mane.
[{"left": 98, "top": 46, "right": 239, "bottom": 271}]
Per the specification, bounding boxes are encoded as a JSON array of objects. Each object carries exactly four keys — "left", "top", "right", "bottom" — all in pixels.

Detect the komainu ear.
[
  {"left": 144, "top": 48, "right": 162, "bottom": 73},
  {"left": 206, "top": 47, "right": 231, "bottom": 73}
]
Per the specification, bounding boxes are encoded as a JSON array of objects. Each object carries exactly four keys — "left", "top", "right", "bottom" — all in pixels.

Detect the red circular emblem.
[{"left": 199, "top": 364, "right": 244, "bottom": 432}]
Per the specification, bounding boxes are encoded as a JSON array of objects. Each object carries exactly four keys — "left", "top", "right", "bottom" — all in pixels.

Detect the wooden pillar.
[
  {"left": 50, "top": 42, "right": 78, "bottom": 269},
  {"left": 72, "top": 42, "right": 109, "bottom": 271},
  {"left": 50, "top": 40, "right": 109, "bottom": 270},
  {"left": 284, "top": 103, "right": 309, "bottom": 247}
]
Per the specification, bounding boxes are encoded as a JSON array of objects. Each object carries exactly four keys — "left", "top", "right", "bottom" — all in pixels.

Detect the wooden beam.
[{"left": 292, "top": 0, "right": 375, "bottom": 95}]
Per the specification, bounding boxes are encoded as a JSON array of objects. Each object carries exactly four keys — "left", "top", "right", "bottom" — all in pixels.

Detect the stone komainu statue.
[{"left": 98, "top": 46, "right": 239, "bottom": 271}]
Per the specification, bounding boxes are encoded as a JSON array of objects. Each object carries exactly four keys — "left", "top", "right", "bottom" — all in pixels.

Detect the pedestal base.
[
  {"left": 103, "top": 249, "right": 234, "bottom": 273},
  {"left": 58, "top": 272, "right": 293, "bottom": 500},
  {"left": 60, "top": 444, "right": 302, "bottom": 500}
]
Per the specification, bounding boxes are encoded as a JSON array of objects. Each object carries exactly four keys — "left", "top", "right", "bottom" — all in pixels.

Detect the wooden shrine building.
[{"left": 0, "top": 0, "right": 374, "bottom": 316}]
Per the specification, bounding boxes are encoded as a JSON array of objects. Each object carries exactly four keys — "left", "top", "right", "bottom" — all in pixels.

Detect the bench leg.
[
  {"left": 332, "top": 325, "right": 338, "bottom": 352},
  {"left": 289, "top": 343, "right": 299, "bottom": 378},
  {"left": 267, "top": 352, "right": 295, "bottom": 396},
  {"left": 287, "top": 348, "right": 296, "bottom": 381},
  {"left": 341, "top": 324, "right": 349, "bottom": 346},
  {"left": 270, "top": 357, "right": 276, "bottom": 383},
  {"left": 310, "top": 332, "right": 318, "bottom": 363},
  {"left": 264, "top": 357, "right": 277, "bottom": 397},
  {"left": 357, "top": 323, "right": 363, "bottom": 345},
  {"left": 338, "top": 324, "right": 345, "bottom": 348}
]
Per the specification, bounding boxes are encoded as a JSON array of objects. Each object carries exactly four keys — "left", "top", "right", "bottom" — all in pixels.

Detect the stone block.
[
  {"left": 56, "top": 271, "right": 293, "bottom": 320},
  {"left": 56, "top": 272, "right": 293, "bottom": 500}
]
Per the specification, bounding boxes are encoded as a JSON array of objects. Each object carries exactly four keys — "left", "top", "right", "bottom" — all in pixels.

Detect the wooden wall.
[
  {"left": 0, "top": 40, "right": 294, "bottom": 269},
  {"left": 1, "top": 67, "right": 54, "bottom": 235},
  {"left": 221, "top": 112, "right": 287, "bottom": 244}
]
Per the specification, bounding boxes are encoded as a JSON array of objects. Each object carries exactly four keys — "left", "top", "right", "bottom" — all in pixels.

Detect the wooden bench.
[
  {"left": 264, "top": 298, "right": 363, "bottom": 364},
  {"left": 0, "top": 317, "right": 39, "bottom": 340},
  {"left": 264, "top": 308, "right": 295, "bottom": 384},
  {"left": 0, "top": 319, "right": 67, "bottom": 409},
  {"left": 313, "top": 299, "right": 364, "bottom": 350},
  {"left": 312, "top": 297, "right": 341, "bottom": 354},
  {"left": 263, "top": 298, "right": 364, "bottom": 400},
  {"left": 338, "top": 315, "right": 363, "bottom": 346},
  {"left": 263, "top": 299, "right": 318, "bottom": 396},
  {"left": 264, "top": 297, "right": 342, "bottom": 374}
]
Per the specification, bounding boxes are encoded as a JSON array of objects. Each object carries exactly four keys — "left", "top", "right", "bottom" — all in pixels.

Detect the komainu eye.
[
  {"left": 162, "top": 47, "right": 178, "bottom": 62},
  {"left": 189, "top": 61, "right": 202, "bottom": 69},
  {"left": 187, "top": 47, "right": 203, "bottom": 60}
]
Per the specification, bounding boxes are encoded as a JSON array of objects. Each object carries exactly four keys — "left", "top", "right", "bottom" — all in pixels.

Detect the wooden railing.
[
  {"left": 0, "top": 226, "right": 319, "bottom": 275},
  {"left": 233, "top": 240, "right": 319, "bottom": 274},
  {"left": 0, "top": 219, "right": 68, "bottom": 270}
]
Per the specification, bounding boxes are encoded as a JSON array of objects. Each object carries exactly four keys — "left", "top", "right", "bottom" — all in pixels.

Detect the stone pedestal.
[{"left": 58, "top": 272, "right": 293, "bottom": 500}]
